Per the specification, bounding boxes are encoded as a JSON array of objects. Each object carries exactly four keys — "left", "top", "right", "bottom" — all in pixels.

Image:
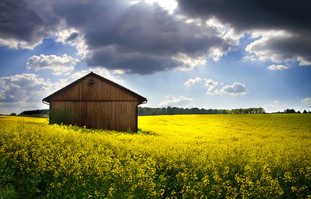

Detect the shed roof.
[{"left": 42, "top": 72, "right": 147, "bottom": 104}]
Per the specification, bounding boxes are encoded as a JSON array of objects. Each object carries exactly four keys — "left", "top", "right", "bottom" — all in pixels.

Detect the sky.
[{"left": 1, "top": 0, "right": 311, "bottom": 114}]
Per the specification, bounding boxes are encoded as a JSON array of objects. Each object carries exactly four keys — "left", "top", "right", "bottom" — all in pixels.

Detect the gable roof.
[{"left": 42, "top": 72, "right": 147, "bottom": 104}]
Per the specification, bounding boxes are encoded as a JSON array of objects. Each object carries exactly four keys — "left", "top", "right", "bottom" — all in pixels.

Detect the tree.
[
  {"left": 172, "top": 107, "right": 180, "bottom": 114},
  {"left": 161, "top": 107, "right": 167, "bottom": 115},
  {"left": 258, "top": 107, "right": 265, "bottom": 113},
  {"left": 190, "top": 107, "right": 200, "bottom": 114},
  {"left": 138, "top": 107, "right": 146, "bottom": 116},
  {"left": 284, "top": 108, "right": 296, "bottom": 113},
  {"left": 10, "top": 113, "right": 17, "bottom": 116},
  {"left": 303, "top": 109, "right": 308, "bottom": 114},
  {"left": 167, "top": 106, "right": 173, "bottom": 115},
  {"left": 136, "top": 106, "right": 265, "bottom": 116}
]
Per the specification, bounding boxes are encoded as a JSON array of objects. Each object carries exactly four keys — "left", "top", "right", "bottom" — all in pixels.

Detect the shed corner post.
[{"left": 135, "top": 104, "right": 139, "bottom": 133}]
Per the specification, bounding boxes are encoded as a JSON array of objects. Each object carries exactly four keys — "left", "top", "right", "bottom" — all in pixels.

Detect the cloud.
[
  {"left": 177, "top": 1, "right": 311, "bottom": 36},
  {"left": 174, "top": 53, "right": 207, "bottom": 71},
  {"left": 177, "top": 1, "right": 311, "bottom": 67},
  {"left": 26, "top": 54, "right": 79, "bottom": 75},
  {"left": 204, "top": 78, "right": 218, "bottom": 93},
  {"left": 184, "top": 77, "right": 202, "bottom": 87},
  {"left": 262, "top": 104, "right": 279, "bottom": 113},
  {"left": 113, "top": 70, "right": 124, "bottom": 75},
  {"left": 267, "top": 64, "right": 289, "bottom": 71},
  {"left": 145, "top": 0, "right": 178, "bottom": 14},
  {"left": 246, "top": 30, "right": 311, "bottom": 66},
  {"left": 3, "top": 0, "right": 311, "bottom": 75},
  {"left": 216, "top": 82, "right": 249, "bottom": 95},
  {"left": 65, "top": 32, "right": 79, "bottom": 42},
  {"left": 158, "top": 95, "right": 194, "bottom": 108},
  {"left": 15, "top": 1, "right": 237, "bottom": 75},
  {"left": 301, "top": 98, "right": 311, "bottom": 104},
  {"left": 273, "top": 100, "right": 280, "bottom": 104},
  {"left": 53, "top": 25, "right": 88, "bottom": 57},
  {"left": 242, "top": 55, "right": 257, "bottom": 62},
  {"left": 82, "top": 4, "right": 235, "bottom": 75},
  {"left": 86, "top": 46, "right": 183, "bottom": 75},
  {"left": 0, "top": 73, "right": 52, "bottom": 103},
  {"left": 0, "top": 0, "right": 54, "bottom": 49}
]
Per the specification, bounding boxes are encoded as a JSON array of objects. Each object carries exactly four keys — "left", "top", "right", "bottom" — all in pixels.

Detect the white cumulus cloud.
[
  {"left": 113, "top": 70, "right": 124, "bottom": 75},
  {"left": 0, "top": 73, "right": 52, "bottom": 103},
  {"left": 184, "top": 77, "right": 202, "bottom": 87},
  {"left": 158, "top": 95, "right": 194, "bottom": 108},
  {"left": 217, "top": 82, "right": 249, "bottom": 95},
  {"left": 268, "top": 65, "right": 289, "bottom": 71},
  {"left": 301, "top": 98, "right": 311, "bottom": 104},
  {"left": 204, "top": 78, "right": 218, "bottom": 93},
  {"left": 26, "top": 54, "right": 79, "bottom": 75},
  {"left": 246, "top": 30, "right": 311, "bottom": 67},
  {"left": 242, "top": 55, "right": 257, "bottom": 62},
  {"left": 173, "top": 53, "right": 207, "bottom": 71},
  {"left": 273, "top": 100, "right": 280, "bottom": 103}
]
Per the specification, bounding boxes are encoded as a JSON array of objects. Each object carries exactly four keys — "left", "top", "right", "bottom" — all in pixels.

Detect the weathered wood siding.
[
  {"left": 49, "top": 73, "right": 141, "bottom": 132},
  {"left": 49, "top": 74, "right": 138, "bottom": 101}
]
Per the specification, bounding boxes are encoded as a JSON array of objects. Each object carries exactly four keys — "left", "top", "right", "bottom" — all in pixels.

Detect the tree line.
[
  {"left": 138, "top": 106, "right": 265, "bottom": 116},
  {"left": 7, "top": 107, "right": 310, "bottom": 117},
  {"left": 18, "top": 109, "right": 49, "bottom": 118},
  {"left": 283, "top": 109, "right": 311, "bottom": 114}
]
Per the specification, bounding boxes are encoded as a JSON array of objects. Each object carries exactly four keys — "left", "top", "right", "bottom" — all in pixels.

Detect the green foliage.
[
  {"left": 127, "top": 127, "right": 132, "bottom": 133},
  {"left": 19, "top": 109, "right": 49, "bottom": 118},
  {"left": 49, "top": 103, "right": 79, "bottom": 125},
  {"left": 138, "top": 106, "right": 265, "bottom": 116},
  {"left": 0, "top": 161, "right": 18, "bottom": 199},
  {"left": 284, "top": 108, "right": 296, "bottom": 113},
  {"left": 0, "top": 184, "right": 18, "bottom": 199},
  {"left": 10, "top": 113, "right": 17, "bottom": 116}
]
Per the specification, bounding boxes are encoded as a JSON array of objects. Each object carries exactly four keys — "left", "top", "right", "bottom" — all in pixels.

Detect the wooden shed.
[{"left": 42, "top": 72, "right": 147, "bottom": 132}]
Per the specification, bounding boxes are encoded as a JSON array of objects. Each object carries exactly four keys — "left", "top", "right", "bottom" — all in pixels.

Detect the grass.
[{"left": 0, "top": 114, "right": 310, "bottom": 198}]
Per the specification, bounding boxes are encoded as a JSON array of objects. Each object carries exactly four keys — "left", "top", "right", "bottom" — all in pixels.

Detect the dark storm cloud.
[
  {"left": 246, "top": 33, "right": 311, "bottom": 64},
  {"left": 65, "top": 32, "right": 79, "bottom": 42},
  {"left": 177, "top": 0, "right": 311, "bottom": 65},
  {"left": 49, "top": 1, "right": 237, "bottom": 74},
  {"left": 0, "top": 0, "right": 52, "bottom": 49},
  {"left": 4, "top": 0, "right": 310, "bottom": 74},
  {"left": 83, "top": 5, "right": 226, "bottom": 56},
  {"left": 177, "top": 1, "right": 311, "bottom": 34},
  {"left": 87, "top": 46, "right": 183, "bottom": 75}
]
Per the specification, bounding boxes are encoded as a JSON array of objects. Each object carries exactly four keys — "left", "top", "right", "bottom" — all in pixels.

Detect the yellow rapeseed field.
[{"left": 0, "top": 114, "right": 310, "bottom": 198}]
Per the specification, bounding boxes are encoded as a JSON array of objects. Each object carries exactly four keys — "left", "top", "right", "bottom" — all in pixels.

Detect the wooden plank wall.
[
  {"left": 49, "top": 73, "right": 141, "bottom": 132},
  {"left": 50, "top": 74, "right": 137, "bottom": 101}
]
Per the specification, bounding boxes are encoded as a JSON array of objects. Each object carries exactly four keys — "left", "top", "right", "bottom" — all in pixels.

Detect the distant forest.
[
  {"left": 11, "top": 107, "right": 310, "bottom": 117},
  {"left": 138, "top": 106, "right": 265, "bottom": 116},
  {"left": 18, "top": 109, "right": 49, "bottom": 118}
]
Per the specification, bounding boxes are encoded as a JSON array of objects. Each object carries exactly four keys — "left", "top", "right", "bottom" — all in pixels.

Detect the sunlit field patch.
[
  {"left": 0, "top": 114, "right": 310, "bottom": 198},
  {"left": 0, "top": 115, "right": 48, "bottom": 123}
]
